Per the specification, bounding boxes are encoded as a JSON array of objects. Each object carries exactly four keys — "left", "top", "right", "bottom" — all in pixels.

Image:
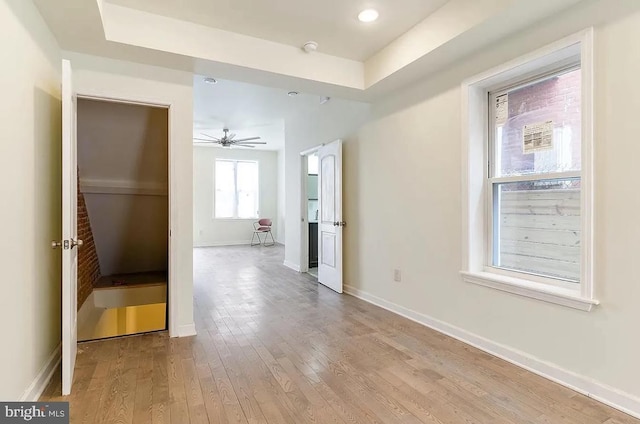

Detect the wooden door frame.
[{"left": 76, "top": 93, "right": 178, "bottom": 337}]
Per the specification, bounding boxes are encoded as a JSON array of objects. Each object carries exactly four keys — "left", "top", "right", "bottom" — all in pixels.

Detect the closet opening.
[{"left": 75, "top": 97, "right": 169, "bottom": 341}]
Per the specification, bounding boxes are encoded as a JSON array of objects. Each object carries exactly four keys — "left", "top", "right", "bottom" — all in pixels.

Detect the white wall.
[
  {"left": 283, "top": 99, "right": 371, "bottom": 268},
  {"left": 193, "top": 146, "right": 278, "bottom": 246},
  {"left": 66, "top": 51, "right": 195, "bottom": 336},
  {"left": 0, "top": 0, "right": 62, "bottom": 400},
  {"left": 276, "top": 149, "right": 286, "bottom": 244},
  {"left": 78, "top": 99, "right": 168, "bottom": 275},
  {"left": 84, "top": 194, "right": 168, "bottom": 274},
  {"left": 78, "top": 99, "right": 168, "bottom": 184},
  {"left": 341, "top": 0, "right": 640, "bottom": 411}
]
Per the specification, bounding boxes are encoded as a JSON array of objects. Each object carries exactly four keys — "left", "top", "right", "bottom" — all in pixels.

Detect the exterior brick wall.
[
  {"left": 77, "top": 173, "right": 101, "bottom": 309},
  {"left": 500, "top": 69, "right": 582, "bottom": 176}
]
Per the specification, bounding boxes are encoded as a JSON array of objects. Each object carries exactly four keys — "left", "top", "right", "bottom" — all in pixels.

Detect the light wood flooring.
[{"left": 41, "top": 245, "right": 638, "bottom": 424}]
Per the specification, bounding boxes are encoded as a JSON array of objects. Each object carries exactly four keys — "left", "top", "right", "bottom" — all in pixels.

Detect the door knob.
[
  {"left": 71, "top": 238, "right": 84, "bottom": 248},
  {"left": 51, "top": 241, "right": 62, "bottom": 249}
]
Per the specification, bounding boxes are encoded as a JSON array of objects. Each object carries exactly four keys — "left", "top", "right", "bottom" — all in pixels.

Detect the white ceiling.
[
  {"left": 106, "top": 0, "right": 449, "bottom": 61},
  {"left": 194, "top": 75, "right": 343, "bottom": 150},
  {"left": 35, "top": 0, "right": 597, "bottom": 102}
]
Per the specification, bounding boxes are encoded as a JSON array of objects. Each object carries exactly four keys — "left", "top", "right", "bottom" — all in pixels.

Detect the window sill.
[{"left": 460, "top": 271, "right": 599, "bottom": 311}]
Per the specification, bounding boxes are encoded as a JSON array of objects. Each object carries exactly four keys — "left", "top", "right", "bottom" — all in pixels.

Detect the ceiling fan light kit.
[{"left": 193, "top": 128, "right": 266, "bottom": 148}]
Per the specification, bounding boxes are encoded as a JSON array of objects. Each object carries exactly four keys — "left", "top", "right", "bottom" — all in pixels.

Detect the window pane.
[
  {"left": 215, "top": 161, "right": 235, "bottom": 218},
  {"left": 308, "top": 154, "right": 319, "bottom": 175},
  {"left": 321, "top": 155, "right": 335, "bottom": 222},
  {"left": 493, "top": 68, "right": 581, "bottom": 177},
  {"left": 215, "top": 191, "right": 235, "bottom": 218},
  {"left": 236, "top": 162, "right": 258, "bottom": 218},
  {"left": 493, "top": 179, "right": 581, "bottom": 281}
]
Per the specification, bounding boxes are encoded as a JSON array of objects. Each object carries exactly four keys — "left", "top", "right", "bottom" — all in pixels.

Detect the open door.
[
  {"left": 317, "top": 140, "right": 343, "bottom": 293},
  {"left": 61, "top": 59, "right": 79, "bottom": 395}
]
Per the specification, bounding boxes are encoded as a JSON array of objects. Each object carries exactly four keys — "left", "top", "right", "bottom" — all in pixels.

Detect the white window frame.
[
  {"left": 214, "top": 159, "right": 260, "bottom": 220},
  {"left": 460, "top": 29, "right": 598, "bottom": 311}
]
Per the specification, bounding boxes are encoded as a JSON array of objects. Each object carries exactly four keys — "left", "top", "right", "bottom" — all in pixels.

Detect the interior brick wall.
[{"left": 77, "top": 173, "right": 101, "bottom": 310}]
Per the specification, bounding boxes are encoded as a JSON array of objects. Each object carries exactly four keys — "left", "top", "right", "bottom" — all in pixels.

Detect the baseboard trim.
[
  {"left": 175, "top": 323, "right": 197, "bottom": 338},
  {"left": 21, "top": 344, "right": 61, "bottom": 401},
  {"left": 194, "top": 241, "right": 251, "bottom": 247},
  {"left": 194, "top": 241, "right": 284, "bottom": 248},
  {"left": 283, "top": 260, "right": 301, "bottom": 272},
  {"left": 343, "top": 285, "right": 640, "bottom": 419}
]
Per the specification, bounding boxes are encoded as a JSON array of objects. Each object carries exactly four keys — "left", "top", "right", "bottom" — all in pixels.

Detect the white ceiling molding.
[
  {"left": 106, "top": 0, "right": 449, "bottom": 61},
  {"left": 365, "top": 0, "right": 516, "bottom": 87},
  {"left": 100, "top": 3, "right": 365, "bottom": 90}
]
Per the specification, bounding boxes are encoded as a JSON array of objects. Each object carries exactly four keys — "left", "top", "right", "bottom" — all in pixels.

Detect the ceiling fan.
[{"left": 193, "top": 128, "right": 266, "bottom": 148}]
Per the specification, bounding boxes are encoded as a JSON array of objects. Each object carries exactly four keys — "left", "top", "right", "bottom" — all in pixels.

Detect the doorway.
[
  {"left": 75, "top": 98, "right": 169, "bottom": 341},
  {"left": 306, "top": 153, "right": 319, "bottom": 279},
  {"left": 300, "top": 140, "right": 344, "bottom": 293}
]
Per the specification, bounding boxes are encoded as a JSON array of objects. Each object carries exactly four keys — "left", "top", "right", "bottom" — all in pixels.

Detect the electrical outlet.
[{"left": 394, "top": 269, "right": 402, "bottom": 282}]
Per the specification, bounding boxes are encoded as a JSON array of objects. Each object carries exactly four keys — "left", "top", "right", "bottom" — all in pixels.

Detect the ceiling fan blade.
[
  {"left": 200, "top": 133, "right": 220, "bottom": 141},
  {"left": 235, "top": 141, "right": 267, "bottom": 145},
  {"left": 193, "top": 137, "right": 221, "bottom": 143},
  {"left": 228, "top": 133, "right": 236, "bottom": 140},
  {"left": 232, "top": 137, "right": 261, "bottom": 143}
]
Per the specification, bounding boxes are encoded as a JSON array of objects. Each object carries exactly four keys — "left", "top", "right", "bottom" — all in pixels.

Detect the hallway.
[{"left": 41, "top": 245, "right": 638, "bottom": 423}]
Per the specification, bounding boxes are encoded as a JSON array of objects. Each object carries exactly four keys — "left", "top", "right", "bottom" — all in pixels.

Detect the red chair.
[{"left": 251, "top": 218, "right": 275, "bottom": 247}]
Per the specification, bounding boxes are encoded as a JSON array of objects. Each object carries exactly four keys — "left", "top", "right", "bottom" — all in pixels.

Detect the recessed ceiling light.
[
  {"left": 358, "top": 9, "right": 379, "bottom": 23},
  {"left": 204, "top": 77, "right": 217, "bottom": 84},
  {"left": 288, "top": 91, "right": 299, "bottom": 97}
]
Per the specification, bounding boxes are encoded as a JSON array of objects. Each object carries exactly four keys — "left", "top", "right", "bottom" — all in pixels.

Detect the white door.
[
  {"left": 61, "top": 59, "right": 79, "bottom": 395},
  {"left": 317, "top": 140, "right": 343, "bottom": 293}
]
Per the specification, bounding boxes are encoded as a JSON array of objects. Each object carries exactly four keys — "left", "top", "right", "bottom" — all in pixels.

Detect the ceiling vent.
[{"left": 302, "top": 41, "right": 318, "bottom": 53}]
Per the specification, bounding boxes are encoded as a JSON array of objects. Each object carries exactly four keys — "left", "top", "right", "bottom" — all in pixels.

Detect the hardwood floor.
[{"left": 41, "top": 245, "right": 638, "bottom": 424}]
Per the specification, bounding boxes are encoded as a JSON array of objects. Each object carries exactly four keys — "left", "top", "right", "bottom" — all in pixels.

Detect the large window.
[
  {"left": 461, "top": 30, "right": 597, "bottom": 311},
  {"left": 214, "top": 160, "right": 259, "bottom": 219},
  {"left": 489, "top": 66, "right": 582, "bottom": 285}
]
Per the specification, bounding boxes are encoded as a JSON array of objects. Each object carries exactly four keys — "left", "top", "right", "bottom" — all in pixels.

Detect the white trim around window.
[{"left": 460, "top": 28, "right": 598, "bottom": 311}]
